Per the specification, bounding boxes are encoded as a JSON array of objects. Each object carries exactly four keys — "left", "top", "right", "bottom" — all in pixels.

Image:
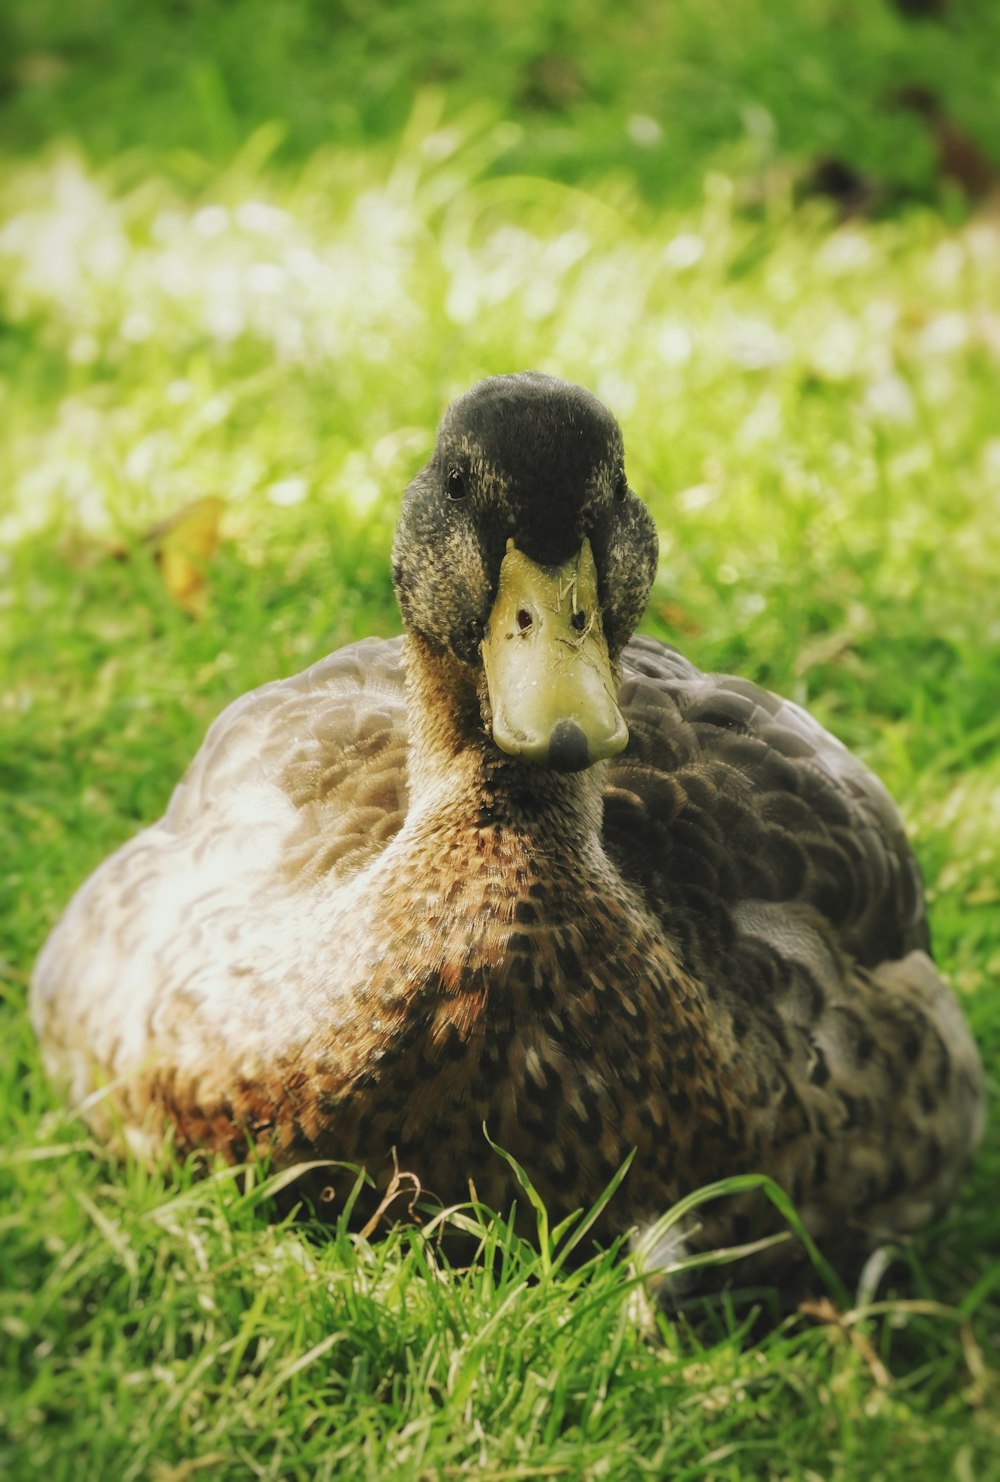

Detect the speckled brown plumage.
[{"left": 31, "top": 373, "right": 984, "bottom": 1278}]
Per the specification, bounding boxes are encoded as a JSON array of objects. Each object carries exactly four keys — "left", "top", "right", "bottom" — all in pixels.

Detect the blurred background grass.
[
  {"left": 2, "top": 1, "right": 999, "bottom": 1478},
  {"left": 3, "top": 0, "right": 1000, "bottom": 201}
]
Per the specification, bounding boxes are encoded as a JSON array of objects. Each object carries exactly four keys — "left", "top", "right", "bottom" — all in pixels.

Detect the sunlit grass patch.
[{"left": 3, "top": 121, "right": 999, "bottom": 559}]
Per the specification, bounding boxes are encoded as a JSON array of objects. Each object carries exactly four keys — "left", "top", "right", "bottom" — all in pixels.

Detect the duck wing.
[
  {"left": 163, "top": 635, "right": 410, "bottom": 881},
  {"left": 608, "top": 633, "right": 928, "bottom": 975},
  {"left": 30, "top": 637, "right": 410, "bottom": 1119},
  {"left": 605, "top": 635, "right": 983, "bottom": 1238}
]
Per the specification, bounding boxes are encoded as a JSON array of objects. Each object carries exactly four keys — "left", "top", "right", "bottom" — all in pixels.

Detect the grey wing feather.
[
  {"left": 608, "top": 634, "right": 929, "bottom": 976},
  {"left": 607, "top": 636, "right": 983, "bottom": 1235}
]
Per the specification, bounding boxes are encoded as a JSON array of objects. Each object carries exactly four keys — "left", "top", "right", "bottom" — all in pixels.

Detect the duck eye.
[
  {"left": 614, "top": 468, "right": 628, "bottom": 502},
  {"left": 447, "top": 467, "right": 466, "bottom": 501}
]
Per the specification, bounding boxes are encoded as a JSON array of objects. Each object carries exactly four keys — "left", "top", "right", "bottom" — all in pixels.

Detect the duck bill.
[{"left": 481, "top": 537, "right": 628, "bottom": 772}]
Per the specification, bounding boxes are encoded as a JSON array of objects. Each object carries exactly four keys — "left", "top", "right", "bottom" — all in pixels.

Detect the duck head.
[{"left": 393, "top": 373, "right": 658, "bottom": 773}]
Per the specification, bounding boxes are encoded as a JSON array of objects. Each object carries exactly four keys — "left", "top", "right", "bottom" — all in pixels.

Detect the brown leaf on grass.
[
  {"left": 145, "top": 496, "right": 226, "bottom": 617},
  {"left": 657, "top": 601, "right": 702, "bottom": 636}
]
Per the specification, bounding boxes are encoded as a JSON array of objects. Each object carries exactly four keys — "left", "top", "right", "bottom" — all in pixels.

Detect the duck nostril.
[
  {"left": 570, "top": 609, "right": 587, "bottom": 633},
  {"left": 516, "top": 608, "right": 533, "bottom": 631}
]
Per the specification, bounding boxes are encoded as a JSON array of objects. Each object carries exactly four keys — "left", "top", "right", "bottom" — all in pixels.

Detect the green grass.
[
  {"left": 4, "top": 0, "right": 1000, "bottom": 204},
  {"left": 2, "top": 1, "right": 999, "bottom": 1477}
]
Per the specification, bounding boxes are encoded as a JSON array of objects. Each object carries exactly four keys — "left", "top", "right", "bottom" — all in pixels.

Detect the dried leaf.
[
  {"left": 657, "top": 601, "right": 702, "bottom": 636},
  {"left": 149, "top": 496, "right": 226, "bottom": 617}
]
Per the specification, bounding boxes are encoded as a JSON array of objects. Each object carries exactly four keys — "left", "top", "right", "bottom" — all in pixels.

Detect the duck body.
[{"left": 31, "top": 374, "right": 984, "bottom": 1267}]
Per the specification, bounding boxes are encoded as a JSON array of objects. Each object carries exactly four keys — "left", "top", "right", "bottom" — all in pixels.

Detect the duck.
[{"left": 31, "top": 372, "right": 984, "bottom": 1275}]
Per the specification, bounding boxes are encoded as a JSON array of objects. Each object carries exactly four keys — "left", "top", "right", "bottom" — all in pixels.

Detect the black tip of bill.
[{"left": 547, "top": 719, "right": 592, "bottom": 773}]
